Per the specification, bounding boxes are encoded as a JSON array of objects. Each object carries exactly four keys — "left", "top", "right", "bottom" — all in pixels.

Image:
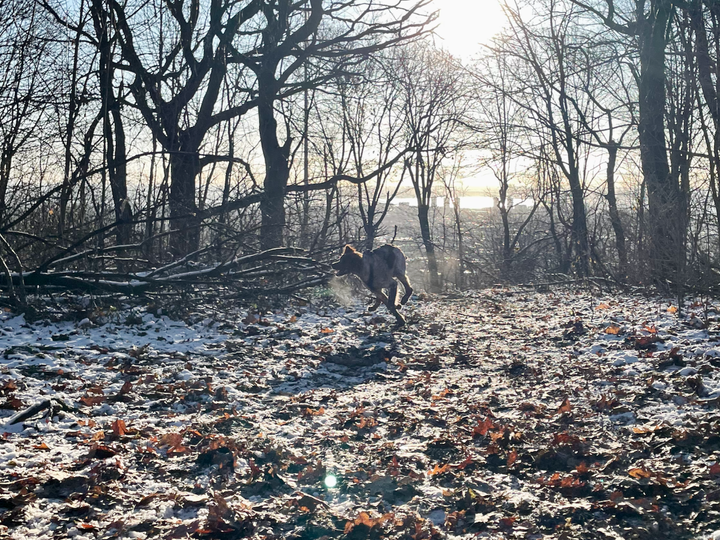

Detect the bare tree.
[
  {"left": 571, "top": 0, "right": 686, "bottom": 284},
  {"left": 230, "top": 0, "right": 434, "bottom": 250},
  {"left": 472, "top": 45, "right": 541, "bottom": 278},
  {"left": 398, "top": 44, "right": 469, "bottom": 292},
  {"left": 501, "top": 0, "right": 592, "bottom": 276},
  {"left": 337, "top": 55, "right": 407, "bottom": 249},
  {"left": 0, "top": 1, "right": 49, "bottom": 225}
]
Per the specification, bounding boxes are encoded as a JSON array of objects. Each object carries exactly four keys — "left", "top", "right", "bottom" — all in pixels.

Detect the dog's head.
[{"left": 331, "top": 245, "right": 361, "bottom": 276}]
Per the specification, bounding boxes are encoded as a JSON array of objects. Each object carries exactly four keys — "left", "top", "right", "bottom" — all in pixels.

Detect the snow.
[{"left": 0, "top": 288, "right": 719, "bottom": 538}]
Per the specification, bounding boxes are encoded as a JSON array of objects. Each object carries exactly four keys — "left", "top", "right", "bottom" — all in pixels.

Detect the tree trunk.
[
  {"left": 499, "top": 183, "right": 512, "bottom": 275},
  {"left": 638, "top": 0, "right": 683, "bottom": 282},
  {"left": 605, "top": 142, "right": 628, "bottom": 277},
  {"left": 168, "top": 151, "right": 200, "bottom": 257},
  {"left": 59, "top": 0, "right": 85, "bottom": 241},
  {"left": 418, "top": 203, "right": 440, "bottom": 292},
  {"left": 258, "top": 74, "right": 289, "bottom": 250},
  {"left": 568, "top": 167, "right": 589, "bottom": 276},
  {"left": 452, "top": 197, "right": 464, "bottom": 288}
]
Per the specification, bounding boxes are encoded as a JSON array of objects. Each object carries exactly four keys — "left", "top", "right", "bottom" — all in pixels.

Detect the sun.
[{"left": 430, "top": 0, "right": 506, "bottom": 58}]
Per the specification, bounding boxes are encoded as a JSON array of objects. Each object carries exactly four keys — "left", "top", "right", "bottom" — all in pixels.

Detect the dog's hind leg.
[
  {"left": 387, "top": 281, "right": 399, "bottom": 309},
  {"left": 368, "top": 291, "right": 387, "bottom": 312},
  {"left": 385, "top": 282, "right": 405, "bottom": 325},
  {"left": 397, "top": 274, "right": 413, "bottom": 305}
]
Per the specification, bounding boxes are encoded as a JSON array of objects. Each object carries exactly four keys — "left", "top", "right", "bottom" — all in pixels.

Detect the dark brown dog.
[{"left": 331, "top": 244, "right": 413, "bottom": 324}]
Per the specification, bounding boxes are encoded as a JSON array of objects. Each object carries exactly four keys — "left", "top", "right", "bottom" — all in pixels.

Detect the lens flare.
[{"left": 324, "top": 474, "right": 338, "bottom": 488}]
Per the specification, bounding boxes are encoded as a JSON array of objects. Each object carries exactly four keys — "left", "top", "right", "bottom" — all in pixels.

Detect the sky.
[{"left": 431, "top": 0, "right": 507, "bottom": 59}]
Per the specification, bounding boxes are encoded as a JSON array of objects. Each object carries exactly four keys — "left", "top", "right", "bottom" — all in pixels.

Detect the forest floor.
[{"left": 1, "top": 284, "right": 720, "bottom": 539}]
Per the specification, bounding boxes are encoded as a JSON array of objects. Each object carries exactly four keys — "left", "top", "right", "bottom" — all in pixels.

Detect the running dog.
[{"left": 331, "top": 244, "right": 413, "bottom": 324}]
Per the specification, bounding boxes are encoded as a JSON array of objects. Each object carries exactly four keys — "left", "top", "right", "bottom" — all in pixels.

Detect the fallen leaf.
[
  {"left": 629, "top": 467, "right": 654, "bottom": 479},
  {"left": 557, "top": 398, "right": 572, "bottom": 414},
  {"left": 112, "top": 419, "right": 128, "bottom": 437},
  {"left": 428, "top": 463, "right": 450, "bottom": 476}
]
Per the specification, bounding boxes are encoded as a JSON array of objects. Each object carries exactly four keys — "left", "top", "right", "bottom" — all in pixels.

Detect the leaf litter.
[{"left": 0, "top": 287, "right": 719, "bottom": 538}]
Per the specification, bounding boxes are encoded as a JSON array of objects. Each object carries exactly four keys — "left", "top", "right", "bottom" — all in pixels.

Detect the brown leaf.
[
  {"left": 499, "top": 516, "right": 516, "bottom": 528},
  {"left": 628, "top": 467, "right": 654, "bottom": 479},
  {"left": 710, "top": 463, "right": 720, "bottom": 476},
  {"left": 428, "top": 463, "right": 450, "bottom": 476},
  {"left": 302, "top": 407, "right": 325, "bottom": 417},
  {"left": 604, "top": 324, "right": 621, "bottom": 335},
  {"left": 557, "top": 398, "right": 572, "bottom": 414},
  {"left": 119, "top": 381, "right": 133, "bottom": 395},
  {"left": 507, "top": 449, "right": 518, "bottom": 467},
  {"left": 344, "top": 512, "right": 393, "bottom": 534},
  {"left": 473, "top": 416, "right": 496, "bottom": 437},
  {"left": 159, "top": 432, "right": 184, "bottom": 448},
  {"left": 112, "top": 419, "right": 128, "bottom": 437},
  {"left": 90, "top": 444, "right": 117, "bottom": 459}
]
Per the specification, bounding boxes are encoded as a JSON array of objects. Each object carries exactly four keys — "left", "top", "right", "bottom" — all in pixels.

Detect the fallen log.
[{"left": 6, "top": 397, "right": 75, "bottom": 425}]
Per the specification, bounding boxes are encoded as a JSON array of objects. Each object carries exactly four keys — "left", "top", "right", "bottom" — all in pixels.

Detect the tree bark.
[
  {"left": 169, "top": 151, "right": 200, "bottom": 257},
  {"left": 637, "top": 0, "right": 683, "bottom": 282},
  {"left": 418, "top": 203, "right": 440, "bottom": 292},
  {"left": 258, "top": 69, "right": 290, "bottom": 250},
  {"left": 605, "top": 142, "right": 628, "bottom": 276}
]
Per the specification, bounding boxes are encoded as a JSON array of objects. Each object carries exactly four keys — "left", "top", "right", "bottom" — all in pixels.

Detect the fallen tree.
[{"left": 0, "top": 247, "right": 333, "bottom": 298}]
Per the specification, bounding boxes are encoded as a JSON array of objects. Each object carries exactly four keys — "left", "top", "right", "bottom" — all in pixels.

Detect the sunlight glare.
[
  {"left": 324, "top": 474, "right": 338, "bottom": 488},
  {"left": 432, "top": 0, "right": 506, "bottom": 58}
]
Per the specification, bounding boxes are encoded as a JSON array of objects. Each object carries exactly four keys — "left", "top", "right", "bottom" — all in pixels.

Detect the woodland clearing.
[{"left": 0, "top": 286, "right": 719, "bottom": 539}]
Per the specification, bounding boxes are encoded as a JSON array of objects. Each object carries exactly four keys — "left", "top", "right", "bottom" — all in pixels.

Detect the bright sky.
[{"left": 431, "top": 0, "right": 507, "bottom": 59}]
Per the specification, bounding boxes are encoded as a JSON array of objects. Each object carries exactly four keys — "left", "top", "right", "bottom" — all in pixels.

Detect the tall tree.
[
  {"left": 571, "top": 0, "right": 686, "bottom": 283},
  {"left": 90, "top": 0, "right": 133, "bottom": 246},
  {"left": 398, "top": 44, "right": 468, "bottom": 291},
  {"left": 230, "top": 0, "right": 433, "bottom": 250},
  {"left": 472, "top": 45, "right": 540, "bottom": 277},
  {"left": 108, "top": 0, "right": 261, "bottom": 256},
  {"left": 502, "top": 0, "right": 592, "bottom": 276},
  {"left": 337, "top": 55, "right": 407, "bottom": 250}
]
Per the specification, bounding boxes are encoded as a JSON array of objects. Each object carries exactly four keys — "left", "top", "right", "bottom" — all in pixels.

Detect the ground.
[{"left": 1, "top": 285, "right": 720, "bottom": 539}]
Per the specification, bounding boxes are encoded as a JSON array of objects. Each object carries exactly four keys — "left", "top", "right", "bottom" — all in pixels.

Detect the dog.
[{"left": 331, "top": 244, "right": 413, "bottom": 324}]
